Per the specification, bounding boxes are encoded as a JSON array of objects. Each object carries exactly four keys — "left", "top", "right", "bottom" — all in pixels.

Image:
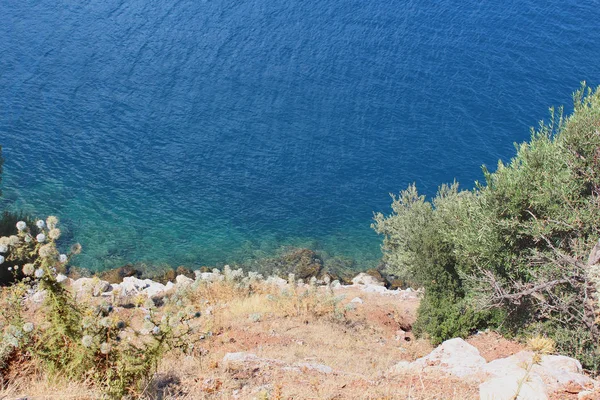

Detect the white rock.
[
  {"left": 352, "top": 272, "right": 385, "bottom": 286},
  {"left": 483, "top": 351, "right": 531, "bottom": 377},
  {"left": 120, "top": 276, "right": 149, "bottom": 295},
  {"left": 484, "top": 351, "right": 594, "bottom": 393},
  {"left": 330, "top": 280, "right": 342, "bottom": 289},
  {"left": 142, "top": 281, "right": 167, "bottom": 297},
  {"left": 165, "top": 281, "right": 175, "bottom": 290},
  {"left": 361, "top": 284, "right": 389, "bottom": 294},
  {"left": 265, "top": 276, "right": 288, "bottom": 288},
  {"left": 389, "top": 360, "right": 411, "bottom": 373},
  {"left": 411, "top": 338, "right": 487, "bottom": 378},
  {"left": 120, "top": 277, "right": 166, "bottom": 297},
  {"left": 539, "top": 354, "right": 582, "bottom": 374},
  {"left": 195, "top": 272, "right": 224, "bottom": 282},
  {"left": 536, "top": 355, "right": 593, "bottom": 392},
  {"left": 56, "top": 274, "right": 69, "bottom": 284},
  {"left": 30, "top": 289, "right": 47, "bottom": 304},
  {"left": 578, "top": 390, "right": 599, "bottom": 399},
  {"left": 72, "top": 277, "right": 111, "bottom": 297},
  {"left": 175, "top": 274, "right": 194, "bottom": 287},
  {"left": 350, "top": 297, "right": 364, "bottom": 304},
  {"left": 479, "top": 374, "right": 548, "bottom": 400}
]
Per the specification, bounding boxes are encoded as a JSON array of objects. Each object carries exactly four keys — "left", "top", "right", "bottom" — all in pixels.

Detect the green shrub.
[
  {"left": 373, "top": 84, "right": 600, "bottom": 369},
  {"left": 413, "top": 295, "right": 502, "bottom": 344}
]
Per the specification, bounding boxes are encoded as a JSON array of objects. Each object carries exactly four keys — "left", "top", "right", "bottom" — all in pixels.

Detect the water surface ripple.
[{"left": 1, "top": 0, "right": 598, "bottom": 270}]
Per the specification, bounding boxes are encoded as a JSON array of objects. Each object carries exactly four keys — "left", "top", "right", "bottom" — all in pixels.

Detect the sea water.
[{"left": 0, "top": 0, "right": 598, "bottom": 271}]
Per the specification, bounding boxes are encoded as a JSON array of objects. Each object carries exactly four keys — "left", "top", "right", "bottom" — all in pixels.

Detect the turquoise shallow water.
[{"left": 0, "top": 0, "right": 599, "bottom": 271}]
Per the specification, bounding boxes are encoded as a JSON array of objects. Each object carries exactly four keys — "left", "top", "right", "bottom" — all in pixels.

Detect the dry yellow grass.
[{"left": 0, "top": 280, "right": 485, "bottom": 399}]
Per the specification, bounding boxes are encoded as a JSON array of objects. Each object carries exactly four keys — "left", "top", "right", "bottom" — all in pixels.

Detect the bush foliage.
[{"left": 373, "top": 84, "right": 600, "bottom": 369}]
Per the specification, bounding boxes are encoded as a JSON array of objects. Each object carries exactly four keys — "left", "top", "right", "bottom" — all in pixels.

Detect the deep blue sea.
[{"left": 0, "top": 0, "right": 598, "bottom": 271}]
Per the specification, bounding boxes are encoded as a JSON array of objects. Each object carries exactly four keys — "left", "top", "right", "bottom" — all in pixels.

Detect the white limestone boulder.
[
  {"left": 479, "top": 374, "right": 548, "bottom": 400},
  {"left": 484, "top": 351, "right": 595, "bottom": 394},
  {"left": 72, "top": 277, "right": 111, "bottom": 297},
  {"left": 120, "top": 277, "right": 166, "bottom": 297},
  {"left": 352, "top": 272, "right": 385, "bottom": 286},
  {"left": 194, "top": 271, "right": 224, "bottom": 282},
  {"left": 390, "top": 338, "right": 486, "bottom": 378},
  {"left": 265, "top": 276, "right": 288, "bottom": 288},
  {"left": 360, "top": 284, "right": 389, "bottom": 294},
  {"left": 175, "top": 274, "right": 194, "bottom": 287}
]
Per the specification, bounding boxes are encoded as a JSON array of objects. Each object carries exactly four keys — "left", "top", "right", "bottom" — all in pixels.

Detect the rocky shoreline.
[
  {"left": 26, "top": 267, "right": 599, "bottom": 399},
  {"left": 52, "top": 268, "right": 419, "bottom": 302}
]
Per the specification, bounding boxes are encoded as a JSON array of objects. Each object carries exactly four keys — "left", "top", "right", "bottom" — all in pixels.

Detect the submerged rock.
[
  {"left": 281, "top": 248, "right": 323, "bottom": 280},
  {"left": 152, "top": 266, "right": 195, "bottom": 284},
  {"left": 97, "top": 264, "right": 141, "bottom": 284}
]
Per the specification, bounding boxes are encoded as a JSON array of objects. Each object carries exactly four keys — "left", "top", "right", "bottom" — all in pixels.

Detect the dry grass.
[
  {"left": 0, "top": 375, "right": 101, "bottom": 399},
  {"left": 0, "top": 281, "right": 502, "bottom": 399}
]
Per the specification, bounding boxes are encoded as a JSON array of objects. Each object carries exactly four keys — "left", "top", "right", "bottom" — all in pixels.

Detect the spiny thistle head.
[
  {"left": 23, "top": 263, "right": 35, "bottom": 276},
  {"left": 8, "top": 236, "right": 20, "bottom": 246},
  {"left": 527, "top": 335, "right": 556, "bottom": 355},
  {"left": 38, "top": 243, "right": 56, "bottom": 258},
  {"left": 48, "top": 228, "right": 61, "bottom": 240},
  {"left": 81, "top": 335, "right": 93, "bottom": 348},
  {"left": 46, "top": 216, "right": 59, "bottom": 230},
  {"left": 100, "top": 342, "right": 111, "bottom": 355}
]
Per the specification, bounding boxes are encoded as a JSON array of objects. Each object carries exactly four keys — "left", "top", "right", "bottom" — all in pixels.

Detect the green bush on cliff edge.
[{"left": 373, "top": 83, "right": 600, "bottom": 370}]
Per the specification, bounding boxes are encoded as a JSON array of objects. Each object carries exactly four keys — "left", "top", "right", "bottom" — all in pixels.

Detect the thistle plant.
[
  {"left": 512, "top": 336, "right": 557, "bottom": 399},
  {"left": 0, "top": 216, "right": 202, "bottom": 398}
]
